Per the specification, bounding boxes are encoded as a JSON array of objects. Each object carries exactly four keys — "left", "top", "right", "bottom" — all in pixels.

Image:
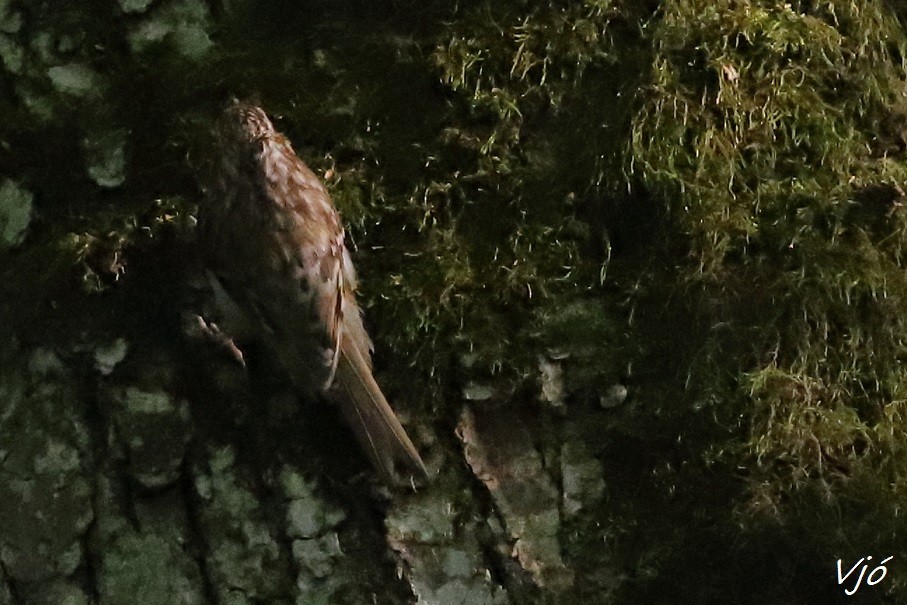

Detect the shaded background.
[{"left": 1, "top": 0, "right": 907, "bottom": 603}]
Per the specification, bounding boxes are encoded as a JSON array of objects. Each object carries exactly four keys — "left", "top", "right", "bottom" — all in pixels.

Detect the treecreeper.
[{"left": 198, "top": 100, "right": 428, "bottom": 486}]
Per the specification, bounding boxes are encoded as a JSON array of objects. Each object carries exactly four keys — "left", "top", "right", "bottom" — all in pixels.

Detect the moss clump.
[
  {"left": 631, "top": 0, "right": 907, "bottom": 544},
  {"left": 531, "top": 299, "right": 625, "bottom": 396},
  {"left": 62, "top": 196, "right": 192, "bottom": 292},
  {"left": 291, "top": 2, "right": 637, "bottom": 404},
  {"left": 633, "top": 1, "right": 907, "bottom": 272}
]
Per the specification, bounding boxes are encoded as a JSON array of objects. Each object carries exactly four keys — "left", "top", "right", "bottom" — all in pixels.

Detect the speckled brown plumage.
[{"left": 199, "top": 101, "right": 427, "bottom": 485}]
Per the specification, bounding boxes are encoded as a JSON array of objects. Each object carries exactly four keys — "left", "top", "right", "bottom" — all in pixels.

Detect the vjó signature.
[{"left": 837, "top": 556, "right": 893, "bottom": 596}]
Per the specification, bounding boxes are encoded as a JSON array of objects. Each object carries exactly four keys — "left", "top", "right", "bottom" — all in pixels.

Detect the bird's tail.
[{"left": 332, "top": 336, "right": 428, "bottom": 486}]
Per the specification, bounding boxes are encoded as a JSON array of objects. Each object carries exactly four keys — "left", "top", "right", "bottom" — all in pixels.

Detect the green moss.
[
  {"left": 531, "top": 299, "right": 624, "bottom": 394},
  {"left": 281, "top": 2, "right": 637, "bottom": 405},
  {"left": 15, "top": 0, "right": 907, "bottom": 599},
  {"left": 630, "top": 0, "right": 907, "bottom": 538},
  {"left": 60, "top": 195, "right": 193, "bottom": 292},
  {"left": 632, "top": 0, "right": 907, "bottom": 272}
]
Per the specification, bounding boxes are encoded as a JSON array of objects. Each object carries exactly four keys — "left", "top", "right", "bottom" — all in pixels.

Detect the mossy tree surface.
[
  {"left": 632, "top": 0, "right": 907, "bottom": 596},
  {"left": 3, "top": 0, "right": 907, "bottom": 602}
]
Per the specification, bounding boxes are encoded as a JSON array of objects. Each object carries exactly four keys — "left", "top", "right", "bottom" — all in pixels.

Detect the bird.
[{"left": 197, "top": 100, "right": 428, "bottom": 486}]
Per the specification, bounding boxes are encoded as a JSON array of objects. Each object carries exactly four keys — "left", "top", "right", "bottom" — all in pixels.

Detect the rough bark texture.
[{"left": 3, "top": 1, "right": 907, "bottom": 603}]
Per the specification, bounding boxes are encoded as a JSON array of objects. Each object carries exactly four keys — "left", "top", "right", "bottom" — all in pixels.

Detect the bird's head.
[{"left": 222, "top": 100, "right": 277, "bottom": 143}]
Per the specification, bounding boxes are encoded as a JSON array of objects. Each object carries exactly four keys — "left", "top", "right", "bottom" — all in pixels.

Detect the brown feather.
[{"left": 200, "top": 101, "right": 428, "bottom": 485}]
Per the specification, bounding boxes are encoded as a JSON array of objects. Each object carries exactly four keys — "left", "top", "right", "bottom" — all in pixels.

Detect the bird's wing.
[
  {"left": 202, "top": 140, "right": 344, "bottom": 391},
  {"left": 252, "top": 136, "right": 345, "bottom": 389}
]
